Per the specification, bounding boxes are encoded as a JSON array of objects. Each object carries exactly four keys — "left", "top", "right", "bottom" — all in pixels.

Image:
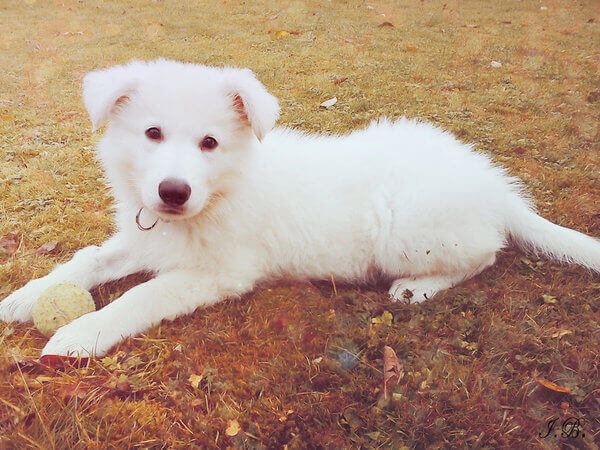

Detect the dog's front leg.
[
  {"left": 0, "top": 235, "right": 141, "bottom": 323},
  {"left": 41, "top": 268, "right": 256, "bottom": 357}
]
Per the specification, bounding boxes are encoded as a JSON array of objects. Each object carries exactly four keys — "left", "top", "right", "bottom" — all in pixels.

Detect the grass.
[{"left": 0, "top": 0, "right": 599, "bottom": 447}]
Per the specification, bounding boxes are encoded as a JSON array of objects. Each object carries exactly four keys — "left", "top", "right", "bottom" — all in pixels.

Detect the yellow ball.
[{"left": 32, "top": 283, "right": 96, "bottom": 337}]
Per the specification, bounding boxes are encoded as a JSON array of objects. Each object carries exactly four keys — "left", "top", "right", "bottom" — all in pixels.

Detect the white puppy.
[{"left": 1, "top": 59, "right": 599, "bottom": 357}]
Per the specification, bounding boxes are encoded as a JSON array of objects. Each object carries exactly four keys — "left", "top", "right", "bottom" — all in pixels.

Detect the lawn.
[{"left": 0, "top": 0, "right": 599, "bottom": 447}]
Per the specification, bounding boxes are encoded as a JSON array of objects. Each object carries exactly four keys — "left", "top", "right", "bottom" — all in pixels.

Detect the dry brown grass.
[{"left": 1, "top": 0, "right": 599, "bottom": 447}]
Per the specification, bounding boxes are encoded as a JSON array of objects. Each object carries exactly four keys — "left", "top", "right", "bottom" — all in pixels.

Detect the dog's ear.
[
  {"left": 82, "top": 62, "right": 144, "bottom": 132},
  {"left": 222, "top": 68, "right": 280, "bottom": 141}
]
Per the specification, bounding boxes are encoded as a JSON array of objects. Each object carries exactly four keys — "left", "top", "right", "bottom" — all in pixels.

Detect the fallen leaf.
[
  {"left": 121, "top": 356, "right": 144, "bottom": 370},
  {"left": 383, "top": 346, "right": 403, "bottom": 397},
  {"left": 278, "top": 410, "right": 294, "bottom": 422},
  {"left": 404, "top": 46, "right": 418, "bottom": 52},
  {"left": 0, "top": 233, "right": 20, "bottom": 257},
  {"left": 534, "top": 377, "right": 571, "bottom": 394},
  {"left": 274, "top": 30, "right": 290, "bottom": 38},
  {"left": 320, "top": 97, "right": 338, "bottom": 108},
  {"left": 371, "top": 310, "right": 393, "bottom": 326},
  {"left": 226, "top": 419, "right": 241, "bottom": 436},
  {"left": 341, "top": 409, "right": 362, "bottom": 429},
  {"left": 333, "top": 77, "right": 348, "bottom": 85},
  {"left": 366, "top": 431, "right": 380, "bottom": 440},
  {"left": 552, "top": 329, "right": 573, "bottom": 338},
  {"left": 188, "top": 374, "right": 202, "bottom": 389},
  {"left": 491, "top": 61, "right": 502, "bottom": 68},
  {"left": 35, "top": 240, "right": 60, "bottom": 256},
  {"left": 541, "top": 294, "right": 557, "bottom": 304},
  {"left": 114, "top": 374, "right": 131, "bottom": 393},
  {"left": 587, "top": 91, "right": 600, "bottom": 103},
  {"left": 378, "top": 21, "right": 394, "bottom": 27}
]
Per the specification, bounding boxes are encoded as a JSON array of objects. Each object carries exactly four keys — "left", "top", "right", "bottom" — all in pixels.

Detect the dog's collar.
[{"left": 136, "top": 207, "right": 159, "bottom": 231}]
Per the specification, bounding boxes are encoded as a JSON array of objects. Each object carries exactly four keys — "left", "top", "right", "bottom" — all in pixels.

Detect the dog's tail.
[{"left": 506, "top": 201, "right": 600, "bottom": 272}]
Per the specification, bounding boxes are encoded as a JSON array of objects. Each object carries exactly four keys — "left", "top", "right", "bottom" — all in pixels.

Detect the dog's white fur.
[{"left": 1, "top": 59, "right": 599, "bottom": 357}]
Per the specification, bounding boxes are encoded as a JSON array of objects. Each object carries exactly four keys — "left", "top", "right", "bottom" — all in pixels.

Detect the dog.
[{"left": 1, "top": 59, "right": 599, "bottom": 357}]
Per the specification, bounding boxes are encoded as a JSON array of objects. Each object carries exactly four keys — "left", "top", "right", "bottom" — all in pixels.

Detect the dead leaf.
[
  {"left": 188, "top": 374, "right": 202, "bottom": 389},
  {"left": 320, "top": 97, "right": 337, "bottom": 108},
  {"left": 404, "top": 46, "right": 418, "bottom": 52},
  {"left": 383, "top": 346, "right": 403, "bottom": 397},
  {"left": 491, "top": 61, "right": 502, "bottom": 68},
  {"left": 541, "top": 294, "right": 557, "bottom": 304},
  {"left": 534, "top": 377, "right": 572, "bottom": 394},
  {"left": 35, "top": 240, "right": 60, "bottom": 256},
  {"left": 114, "top": 374, "right": 131, "bottom": 393},
  {"left": 551, "top": 329, "right": 573, "bottom": 338},
  {"left": 226, "top": 419, "right": 241, "bottom": 436},
  {"left": 278, "top": 410, "right": 294, "bottom": 422},
  {"left": 378, "top": 21, "right": 394, "bottom": 28},
  {"left": 333, "top": 77, "right": 348, "bottom": 85},
  {"left": 274, "top": 30, "right": 290, "bottom": 38},
  {"left": 0, "top": 233, "right": 20, "bottom": 257},
  {"left": 371, "top": 310, "right": 393, "bottom": 326}
]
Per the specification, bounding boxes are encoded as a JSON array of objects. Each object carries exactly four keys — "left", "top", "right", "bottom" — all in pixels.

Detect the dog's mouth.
[
  {"left": 157, "top": 206, "right": 185, "bottom": 216},
  {"left": 153, "top": 205, "right": 193, "bottom": 220}
]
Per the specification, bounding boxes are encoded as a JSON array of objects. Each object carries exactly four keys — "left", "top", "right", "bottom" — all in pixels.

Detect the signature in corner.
[{"left": 539, "top": 417, "right": 585, "bottom": 439}]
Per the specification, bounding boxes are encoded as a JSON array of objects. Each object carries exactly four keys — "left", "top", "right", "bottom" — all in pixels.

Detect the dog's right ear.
[{"left": 82, "top": 62, "right": 143, "bottom": 132}]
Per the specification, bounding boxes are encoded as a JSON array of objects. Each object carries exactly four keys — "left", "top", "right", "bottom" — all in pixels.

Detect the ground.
[{"left": 0, "top": 0, "right": 599, "bottom": 447}]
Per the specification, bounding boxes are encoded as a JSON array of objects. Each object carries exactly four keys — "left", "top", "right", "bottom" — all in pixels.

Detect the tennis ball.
[{"left": 32, "top": 283, "right": 96, "bottom": 337}]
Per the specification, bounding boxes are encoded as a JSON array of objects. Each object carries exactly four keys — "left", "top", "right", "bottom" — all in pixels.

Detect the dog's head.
[{"left": 83, "top": 59, "right": 279, "bottom": 220}]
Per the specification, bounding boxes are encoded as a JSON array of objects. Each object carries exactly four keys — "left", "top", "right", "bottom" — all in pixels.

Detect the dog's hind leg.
[
  {"left": 389, "top": 274, "right": 465, "bottom": 303},
  {"left": 388, "top": 252, "right": 496, "bottom": 303}
]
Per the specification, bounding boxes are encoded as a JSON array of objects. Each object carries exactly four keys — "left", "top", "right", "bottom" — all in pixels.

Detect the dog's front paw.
[
  {"left": 41, "top": 311, "right": 119, "bottom": 357},
  {"left": 0, "top": 279, "right": 50, "bottom": 323}
]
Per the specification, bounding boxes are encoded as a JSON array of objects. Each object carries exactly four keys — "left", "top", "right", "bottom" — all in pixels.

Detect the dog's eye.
[
  {"left": 145, "top": 127, "right": 163, "bottom": 142},
  {"left": 200, "top": 136, "right": 218, "bottom": 151}
]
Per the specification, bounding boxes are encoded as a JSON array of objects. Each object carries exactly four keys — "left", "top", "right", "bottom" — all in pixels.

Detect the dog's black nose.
[{"left": 158, "top": 179, "right": 191, "bottom": 207}]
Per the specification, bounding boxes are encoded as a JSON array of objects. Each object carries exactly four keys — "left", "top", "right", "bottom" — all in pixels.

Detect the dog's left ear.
[
  {"left": 82, "top": 62, "right": 145, "bottom": 132},
  {"left": 222, "top": 68, "right": 280, "bottom": 141}
]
